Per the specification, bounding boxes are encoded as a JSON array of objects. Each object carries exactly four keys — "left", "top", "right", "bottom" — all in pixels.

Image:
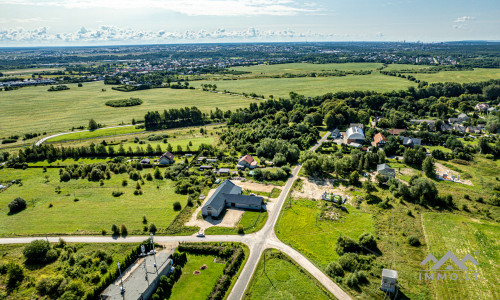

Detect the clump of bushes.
[
  {"left": 408, "top": 236, "right": 421, "bottom": 246},
  {"left": 173, "top": 202, "right": 182, "bottom": 211},
  {"left": 8, "top": 197, "right": 27, "bottom": 214},
  {"left": 105, "top": 97, "right": 143, "bottom": 107},
  {"left": 23, "top": 240, "right": 59, "bottom": 264}
]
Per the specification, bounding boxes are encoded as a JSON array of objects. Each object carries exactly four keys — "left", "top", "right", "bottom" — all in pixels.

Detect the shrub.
[
  {"left": 408, "top": 236, "right": 421, "bottom": 246},
  {"left": 6, "top": 262, "right": 24, "bottom": 289},
  {"left": 45, "top": 249, "right": 59, "bottom": 262},
  {"left": 237, "top": 224, "right": 244, "bottom": 234},
  {"left": 120, "top": 224, "right": 128, "bottom": 236},
  {"left": 335, "top": 236, "right": 359, "bottom": 255},
  {"left": 143, "top": 215, "right": 148, "bottom": 224},
  {"left": 23, "top": 240, "right": 51, "bottom": 263},
  {"left": 106, "top": 98, "right": 143, "bottom": 107},
  {"left": 344, "top": 272, "right": 359, "bottom": 287},
  {"left": 338, "top": 253, "right": 359, "bottom": 272},
  {"left": 36, "top": 275, "right": 65, "bottom": 297},
  {"left": 122, "top": 179, "right": 128, "bottom": 187},
  {"left": 325, "top": 261, "right": 344, "bottom": 277},
  {"left": 111, "top": 224, "right": 119, "bottom": 236},
  {"left": 112, "top": 191, "right": 123, "bottom": 197},
  {"left": 355, "top": 270, "right": 368, "bottom": 284},
  {"left": 149, "top": 223, "right": 157, "bottom": 234},
  {"left": 173, "top": 202, "right": 182, "bottom": 211},
  {"left": 8, "top": 197, "right": 27, "bottom": 214},
  {"left": 358, "top": 233, "right": 377, "bottom": 252},
  {"left": 60, "top": 171, "right": 71, "bottom": 182}
]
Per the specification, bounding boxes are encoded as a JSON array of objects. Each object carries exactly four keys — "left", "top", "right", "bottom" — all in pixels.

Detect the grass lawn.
[
  {"left": 47, "top": 126, "right": 144, "bottom": 142},
  {"left": 205, "top": 210, "right": 268, "bottom": 235},
  {"left": 0, "top": 168, "right": 186, "bottom": 236},
  {"left": 243, "top": 249, "right": 333, "bottom": 300},
  {"left": 170, "top": 253, "right": 226, "bottom": 300},
  {"left": 0, "top": 81, "right": 253, "bottom": 137},
  {"left": 192, "top": 72, "right": 416, "bottom": 99},
  {"left": 276, "top": 200, "right": 374, "bottom": 267},
  {"left": 413, "top": 68, "right": 500, "bottom": 83},
  {"left": 0, "top": 242, "right": 138, "bottom": 299},
  {"left": 422, "top": 213, "right": 500, "bottom": 300}
]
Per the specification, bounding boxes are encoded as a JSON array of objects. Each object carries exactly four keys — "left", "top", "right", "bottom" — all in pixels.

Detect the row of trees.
[{"left": 144, "top": 107, "right": 203, "bottom": 130}]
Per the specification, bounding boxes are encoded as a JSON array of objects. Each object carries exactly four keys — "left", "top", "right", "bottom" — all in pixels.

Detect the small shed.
[
  {"left": 199, "top": 165, "right": 213, "bottom": 171},
  {"left": 380, "top": 269, "right": 398, "bottom": 294}
]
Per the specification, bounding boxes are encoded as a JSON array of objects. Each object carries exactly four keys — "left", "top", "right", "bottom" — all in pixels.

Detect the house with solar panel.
[{"left": 201, "top": 180, "right": 264, "bottom": 218}]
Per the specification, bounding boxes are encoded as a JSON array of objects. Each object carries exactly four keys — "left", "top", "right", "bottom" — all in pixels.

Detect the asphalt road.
[{"left": 3, "top": 131, "right": 352, "bottom": 300}]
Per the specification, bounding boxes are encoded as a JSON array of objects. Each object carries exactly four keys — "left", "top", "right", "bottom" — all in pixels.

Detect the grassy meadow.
[
  {"left": 413, "top": 68, "right": 500, "bottom": 83},
  {"left": 0, "top": 242, "right": 138, "bottom": 299},
  {"left": 0, "top": 167, "right": 188, "bottom": 236},
  {"left": 0, "top": 81, "right": 253, "bottom": 137},
  {"left": 422, "top": 213, "right": 500, "bottom": 300},
  {"left": 243, "top": 249, "right": 333, "bottom": 300},
  {"left": 230, "top": 62, "right": 385, "bottom": 76},
  {"left": 170, "top": 253, "right": 226, "bottom": 300},
  {"left": 192, "top": 72, "right": 416, "bottom": 99},
  {"left": 205, "top": 210, "right": 268, "bottom": 235}
]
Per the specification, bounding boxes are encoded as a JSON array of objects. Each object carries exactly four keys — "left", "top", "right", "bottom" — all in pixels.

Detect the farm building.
[
  {"left": 158, "top": 151, "right": 175, "bottom": 165},
  {"left": 346, "top": 126, "right": 365, "bottom": 144},
  {"left": 201, "top": 180, "right": 263, "bottom": 218},
  {"left": 237, "top": 154, "right": 258, "bottom": 169},
  {"left": 377, "top": 164, "right": 396, "bottom": 178}
]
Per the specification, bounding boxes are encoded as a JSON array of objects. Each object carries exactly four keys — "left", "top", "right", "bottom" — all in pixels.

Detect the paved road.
[
  {"left": 35, "top": 124, "right": 135, "bottom": 146},
  {"left": 3, "top": 131, "right": 352, "bottom": 300}
]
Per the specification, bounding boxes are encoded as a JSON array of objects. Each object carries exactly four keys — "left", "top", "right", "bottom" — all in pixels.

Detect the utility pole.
[
  {"left": 150, "top": 233, "right": 158, "bottom": 275},
  {"left": 118, "top": 262, "right": 125, "bottom": 296}
]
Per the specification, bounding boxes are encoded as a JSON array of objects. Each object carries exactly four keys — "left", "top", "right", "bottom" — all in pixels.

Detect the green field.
[
  {"left": 0, "top": 242, "right": 138, "bottom": 299},
  {"left": 192, "top": 72, "right": 416, "bottom": 99},
  {"left": 276, "top": 200, "right": 374, "bottom": 267},
  {"left": 205, "top": 210, "right": 268, "bottom": 235},
  {"left": 170, "top": 253, "right": 226, "bottom": 300},
  {"left": 47, "top": 126, "right": 144, "bottom": 142},
  {"left": 413, "top": 68, "right": 500, "bottom": 83},
  {"left": 0, "top": 81, "right": 253, "bottom": 137},
  {"left": 244, "top": 249, "right": 333, "bottom": 300},
  {"left": 422, "top": 213, "right": 500, "bottom": 300},
  {"left": 0, "top": 168, "right": 187, "bottom": 236},
  {"left": 231, "top": 62, "right": 384, "bottom": 76}
]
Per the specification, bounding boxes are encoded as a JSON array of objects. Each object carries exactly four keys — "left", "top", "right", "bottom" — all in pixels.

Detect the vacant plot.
[
  {"left": 0, "top": 81, "right": 253, "bottom": 137},
  {"left": 0, "top": 168, "right": 186, "bottom": 236},
  {"left": 204, "top": 210, "right": 268, "bottom": 235},
  {"left": 276, "top": 200, "right": 374, "bottom": 268},
  {"left": 244, "top": 249, "right": 333, "bottom": 300},
  {"left": 422, "top": 213, "right": 500, "bottom": 300},
  {"left": 170, "top": 253, "right": 226, "bottom": 300},
  {"left": 0, "top": 242, "right": 138, "bottom": 299},
  {"left": 413, "top": 68, "right": 500, "bottom": 83},
  {"left": 192, "top": 73, "right": 416, "bottom": 99},
  {"left": 47, "top": 126, "right": 144, "bottom": 142}
]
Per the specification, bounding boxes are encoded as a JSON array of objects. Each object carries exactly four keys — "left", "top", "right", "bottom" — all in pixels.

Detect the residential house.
[
  {"left": 237, "top": 155, "right": 258, "bottom": 170},
  {"left": 196, "top": 157, "right": 207, "bottom": 164},
  {"left": 140, "top": 158, "right": 150, "bottom": 164},
  {"left": 475, "top": 103, "right": 489, "bottom": 112},
  {"left": 399, "top": 136, "right": 422, "bottom": 147},
  {"left": 373, "top": 132, "right": 387, "bottom": 147},
  {"left": 377, "top": 164, "right": 396, "bottom": 178},
  {"left": 199, "top": 165, "right": 213, "bottom": 171},
  {"left": 158, "top": 151, "right": 175, "bottom": 165},
  {"left": 346, "top": 126, "right": 365, "bottom": 144},
  {"left": 453, "top": 124, "right": 466, "bottom": 133},
  {"left": 201, "top": 180, "right": 263, "bottom": 218},
  {"left": 440, "top": 123, "right": 453, "bottom": 132},
  {"left": 466, "top": 126, "right": 481, "bottom": 134},
  {"left": 457, "top": 113, "right": 469, "bottom": 123},
  {"left": 217, "top": 168, "right": 230, "bottom": 175},
  {"left": 410, "top": 119, "right": 436, "bottom": 131},
  {"left": 331, "top": 129, "right": 341, "bottom": 139}
]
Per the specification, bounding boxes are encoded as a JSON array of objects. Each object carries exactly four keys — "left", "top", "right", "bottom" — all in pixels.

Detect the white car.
[{"left": 197, "top": 231, "right": 205, "bottom": 237}]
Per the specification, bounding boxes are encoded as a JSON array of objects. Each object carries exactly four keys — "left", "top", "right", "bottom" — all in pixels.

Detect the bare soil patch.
[
  {"left": 232, "top": 180, "right": 280, "bottom": 193},
  {"left": 292, "top": 177, "right": 348, "bottom": 200}
]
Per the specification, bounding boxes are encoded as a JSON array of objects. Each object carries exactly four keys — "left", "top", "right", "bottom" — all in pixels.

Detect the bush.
[
  {"left": 120, "top": 224, "right": 128, "bottom": 236},
  {"left": 237, "top": 224, "right": 244, "bottom": 234},
  {"left": 111, "top": 224, "right": 119, "bottom": 236},
  {"left": 45, "top": 249, "right": 59, "bottom": 262},
  {"left": 335, "top": 236, "right": 359, "bottom": 255},
  {"left": 173, "top": 202, "right": 182, "bottom": 211},
  {"left": 23, "top": 240, "right": 51, "bottom": 263},
  {"left": 106, "top": 98, "right": 143, "bottom": 107},
  {"left": 6, "top": 262, "right": 24, "bottom": 289},
  {"left": 408, "top": 236, "right": 421, "bottom": 246},
  {"left": 344, "top": 272, "right": 359, "bottom": 287},
  {"left": 358, "top": 233, "right": 377, "bottom": 252},
  {"left": 8, "top": 197, "right": 27, "bottom": 214},
  {"left": 325, "top": 261, "right": 344, "bottom": 277},
  {"left": 338, "top": 253, "right": 359, "bottom": 272},
  {"left": 112, "top": 191, "right": 123, "bottom": 197},
  {"left": 36, "top": 275, "right": 65, "bottom": 296}
]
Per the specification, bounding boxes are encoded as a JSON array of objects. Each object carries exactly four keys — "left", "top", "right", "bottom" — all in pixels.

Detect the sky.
[{"left": 0, "top": 0, "right": 499, "bottom": 46}]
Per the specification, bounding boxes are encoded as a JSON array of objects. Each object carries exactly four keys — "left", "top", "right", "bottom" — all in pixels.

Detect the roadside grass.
[
  {"left": 47, "top": 126, "right": 144, "bottom": 142},
  {"left": 191, "top": 72, "right": 416, "bottom": 99},
  {"left": 0, "top": 242, "right": 138, "bottom": 299},
  {"left": 0, "top": 81, "right": 252, "bottom": 137},
  {"left": 205, "top": 210, "right": 268, "bottom": 235},
  {"left": 243, "top": 249, "right": 334, "bottom": 300},
  {"left": 413, "top": 68, "right": 500, "bottom": 83},
  {"left": 422, "top": 213, "right": 500, "bottom": 300},
  {"left": 242, "top": 187, "right": 281, "bottom": 198},
  {"left": 170, "top": 253, "right": 226, "bottom": 300},
  {"left": 0, "top": 168, "right": 187, "bottom": 236},
  {"left": 276, "top": 200, "right": 374, "bottom": 267}
]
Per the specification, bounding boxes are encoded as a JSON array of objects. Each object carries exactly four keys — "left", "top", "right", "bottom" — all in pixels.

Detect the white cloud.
[
  {"left": 0, "top": 25, "right": 337, "bottom": 44},
  {"left": 454, "top": 16, "right": 473, "bottom": 23},
  {"left": 453, "top": 16, "right": 474, "bottom": 30},
  {"left": 0, "top": 0, "right": 320, "bottom": 16}
]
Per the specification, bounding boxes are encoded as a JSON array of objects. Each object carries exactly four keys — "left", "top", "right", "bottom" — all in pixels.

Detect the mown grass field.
[
  {"left": 192, "top": 72, "right": 416, "bottom": 99},
  {"left": 0, "top": 168, "right": 187, "bottom": 236},
  {"left": 413, "top": 68, "right": 500, "bottom": 83},
  {"left": 0, "top": 81, "right": 252, "bottom": 137},
  {"left": 0, "top": 242, "right": 138, "bottom": 299},
  {"left": 170, "top": 253, "right": 226, "bottom": 300},
  {"left": 243, "top": 249, "right": 333, "bottom": 300},
  {"left": 422, "top": 213, "right": 500, "bottom": 300},
  {"left": 230, "top": 62, "right": 384, "bottom": 76},
  {"left": 276, "top": 200, "right": 374, "bottom": 267},
  {"left": 205, "top": 210, "right": 268, "bottom": 235},
  {"left": 47, "top": 126, "right": 144, "bottom": 142}
]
